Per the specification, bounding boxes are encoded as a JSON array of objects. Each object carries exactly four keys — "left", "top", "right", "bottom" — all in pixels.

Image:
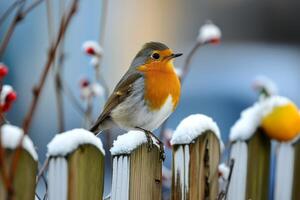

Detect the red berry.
[
  {"left": 80, "top": 79, "right": 90, "bottom": 88},
  {"left": 85, "top": 47, "right": 96, "bottom": 55},
  {"left": 209, "top": 38, "right": 221, "bottom": 44},
  {"left": 5, "top": 91, "right": 17, "bottom": 102},
  {"left": 0, "top": 64, "right": 8, "bottom": 78},
  {"left": 1, "top": 102, "right": 11, "bottom": 112}
]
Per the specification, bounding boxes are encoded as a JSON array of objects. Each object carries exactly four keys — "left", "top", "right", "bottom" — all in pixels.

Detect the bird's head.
[{"left": 131, "top": 42, "right": 182, "bottom": 71}]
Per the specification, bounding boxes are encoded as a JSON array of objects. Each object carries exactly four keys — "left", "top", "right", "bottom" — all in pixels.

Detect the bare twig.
[
  {"left": 0, "top": 0, "right": 45, "bottom": 57},
  {"left": 21, "top": 0, "right": 45, "bottom": 17},
  {"left": 22, "top": 0, "right": 78, "bottom": 134},
  {"left": 0, "top": 1, "right": 25, "bottom": 58},
  {"left": 224, "top": 159, "right": 235, "bottom": 199},
  {"left": 0, "top": 0, "right": 24, "bottom": 27},
  {"left": 36, "top": 157, "right": 49, "bottom": 183},
  {"left": 6, "top": 1, "right": 79, "bottom": 199}
]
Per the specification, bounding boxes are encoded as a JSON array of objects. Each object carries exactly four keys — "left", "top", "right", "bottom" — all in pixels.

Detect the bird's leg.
[
  {"left": 136, "top": 127, "right": 154, "bottom": 151},
  {"left": 136, "top": 127, "right": 165, "bottom": 161}
]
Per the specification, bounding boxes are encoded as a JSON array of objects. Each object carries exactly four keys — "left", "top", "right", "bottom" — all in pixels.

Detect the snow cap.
[
  {"left": 1, "top": 124, "right": 38, "bottom": 160},
  {"left": 253, "top": 75, "right": 278, "bottom": 96},
  {"left": 171, "top": 114, "right": 223, "bottom": 150},
  {"left": 47, "top": 129, "right": 105, "bottom": 156},
  {"left": 218, "top": 163, "right": 230, "bottom": 180},
  {"left": 230, "top": 96, "right": 291, "bottom": 141},
  {"left": 197, "top": 21, "right": 221, "bottom": 44},
  {"left": 110, "top": 130, "right": 158, "bottom": 156}
]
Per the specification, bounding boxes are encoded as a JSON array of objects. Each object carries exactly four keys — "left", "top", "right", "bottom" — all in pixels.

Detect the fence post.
[
  {"left": 246, "top": 129, "right": 270, "bottom": 200},
  {"left": 274, "top": 141, "right": 295, "bottom": 200},
  {"left": 110, "top": 130, "right": 162, "bottom": 200},
  {"left": 0, "top": 124, "right": 38, "bottom": 200},
  {"left": 170, "top": 114, "right": 222, "bottom": 200},
  {"left": 47, "top": 129, "right": 105, "bottom": 200},
  {"left": 228, "top": 141, "right": 248, "bottom": 200},
  {"left": 292, "top": 139, "right": 300, "bottom": 199}
]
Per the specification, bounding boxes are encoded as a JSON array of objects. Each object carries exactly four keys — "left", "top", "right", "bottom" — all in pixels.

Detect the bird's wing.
[{"left": 90, "top": 70, "right": 143, "bottom": 132}]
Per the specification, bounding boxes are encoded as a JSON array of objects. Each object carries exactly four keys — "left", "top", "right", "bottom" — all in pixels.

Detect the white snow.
[
  {"left": 230, "top": 95, "right": 291, "bottom": 141},
  {"left": 90, "top": 56, "right": 100, "bottom": 66},
  {"left": 0, "top": 85, "right": 13, "bottom": 104},
  {"left": 218, "top": 163, "right": 230, "bottom": 180},
  {"left": 47, "top": 129, "right": 105, "bottom": 156},
  {"left": 91, "top": 83, "right": 105, "bottom": 97},
  {"left": 197, "top": 21, "right": 221, "bottom": 43},
  {"left": 1, "top": 124, "right": 38, "bottom": 160},
  {"left": 253, "top": 75, "right": 278, "bottom": 97},
  {"left": 82, "top": 40, "right": 103, "bottom": 56},
  {"left": 171, "top": 114, "right": 222, "bottom": 148},
  {"left": 110, "top": 130, "right": 159, "bottom": 155}
]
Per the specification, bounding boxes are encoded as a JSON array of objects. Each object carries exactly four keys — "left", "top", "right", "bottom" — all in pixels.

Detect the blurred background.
[{"left": 1, "top": 0, "right": 300, "bottom": 197}]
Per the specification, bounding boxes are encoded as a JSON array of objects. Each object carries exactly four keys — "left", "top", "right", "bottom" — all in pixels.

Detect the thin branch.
[
  {"left": 0, "top": 1, "right": 25, "bottom": 58},
  {"left": 7, "top": 1, "right": 79, "bottom": 199},
  {"left": 36, "top": 158, "right": 49, "bottom": 183},
  {"left": 0, "top": 0, "right": 46, "bottom": 58},
  {"left": 0, "top": 0, "right": 24, "bottom": 27},
  {"left": 21, "top": 0, "right": 45, "bottom": 17},
  {"left": 224, "top": 159, "right": 235, "bottom": 200},
  {"left": 22, "top": 0, "right": 79, "bottom": 134}
]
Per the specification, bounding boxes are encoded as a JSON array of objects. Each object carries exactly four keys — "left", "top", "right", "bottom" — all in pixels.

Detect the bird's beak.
[
  {"left": 171, "top": 53, "right": 183, "bottom": 58},
  {"left": 165, "top": 53, "right": 183, "bottom": 61}
]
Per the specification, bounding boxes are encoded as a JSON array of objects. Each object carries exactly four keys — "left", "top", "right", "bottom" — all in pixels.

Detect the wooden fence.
[{"left": 0, "top": 114, "right": 300, "bottom": 200}]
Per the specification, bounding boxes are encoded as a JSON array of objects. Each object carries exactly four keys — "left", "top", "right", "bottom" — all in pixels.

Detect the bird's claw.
[
  {"left": 145, "top": 132, "right": 154, "bottom": 151},
  {"left": 159, "top": 143, "right": 165, "bottom": 161}
]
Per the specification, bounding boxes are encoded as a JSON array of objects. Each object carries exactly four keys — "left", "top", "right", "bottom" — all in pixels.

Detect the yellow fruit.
[{"left": 261, "top": 102, "right": 300, "bottom": 141}]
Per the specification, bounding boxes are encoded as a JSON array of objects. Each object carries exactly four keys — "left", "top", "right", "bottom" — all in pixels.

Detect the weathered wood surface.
[
  {"left": 67, "top": 144, "right": 104, "bottom": 200},
  {"left": 129, "top": 144, "right": 162, "bottom": 200},
  {"left": 48, "top": 144, "right": 105, "bottom": 200},
  {"left": 292, "top": 140, "right": 300, "bottom": 200},
  {"left": 246, "top": 129, "right": 271, "bottom": 200},
  {"left": 172, "top": 131, "right": 220, "bottom": 200},
  {"left": 0, "top": 149, "right": 37, "bottom": 200}
]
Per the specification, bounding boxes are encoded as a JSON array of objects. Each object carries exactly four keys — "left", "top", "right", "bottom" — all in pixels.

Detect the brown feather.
[{"left": 89, "top": 70, "right": 143, "bottom": 134}]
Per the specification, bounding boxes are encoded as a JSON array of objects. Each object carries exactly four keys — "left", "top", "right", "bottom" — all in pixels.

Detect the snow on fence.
[
  {"left": 0, "top": 125, "right": 38, "bottom": 200},
  {"left": 228, "top": 95, "right": 300, "bottom": 200},
  {"left": 110, "top": 131, "right": 162, "bottom": 200},
  {"left": 170, "top": 114, "right": 223, "bottom": 200},
  {"left": 47, "top": 129, "right": 105, "bottom": 200},
  {"left": 229, "top": 103, "right": 272, "bottom": 200}
]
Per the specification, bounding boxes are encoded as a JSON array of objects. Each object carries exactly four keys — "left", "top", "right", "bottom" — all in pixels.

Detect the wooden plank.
[
  {"left": 292, "top": 140, "right": 300, "bottom": 200},
  {"left": 246, "top": 129, "right": 271, "bottom": 200},
  {"left": 274, "top": 143, "right": 294, "bottom": 200},
  {"left": 67, "top": 144, "right": 104, "bottom": 200},
  {"left": 171, "top": 131, "right": 220, "bottom": 200},
  {"left": 171, "top": 145, "right": 185, "bottom": 200},
  {"left": 129, "top": 144, "right": 162, "bottom": 200},
  {"left": 189, "top": 131, "right": 220, "bottom": 200},
  {"left": 228, "top": 141, "right": 248, "bottom": 200},
  {"left": 0, "top": 149, "right": 37, "bottom": 200}
]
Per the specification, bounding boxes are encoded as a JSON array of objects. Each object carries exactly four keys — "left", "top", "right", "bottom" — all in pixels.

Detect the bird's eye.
[{"left": 151, "top": 52, "right": 160, "bottom": 60}]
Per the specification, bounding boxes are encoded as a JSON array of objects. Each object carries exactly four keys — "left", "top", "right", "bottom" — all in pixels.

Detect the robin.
[{"left": 90, "top": 42, "right": 182, "bottom": 159}]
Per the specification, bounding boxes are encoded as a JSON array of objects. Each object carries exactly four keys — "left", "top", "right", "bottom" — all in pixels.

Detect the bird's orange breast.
[{"left": 137, "top": 61, "right": 181, "bottom": 111}]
